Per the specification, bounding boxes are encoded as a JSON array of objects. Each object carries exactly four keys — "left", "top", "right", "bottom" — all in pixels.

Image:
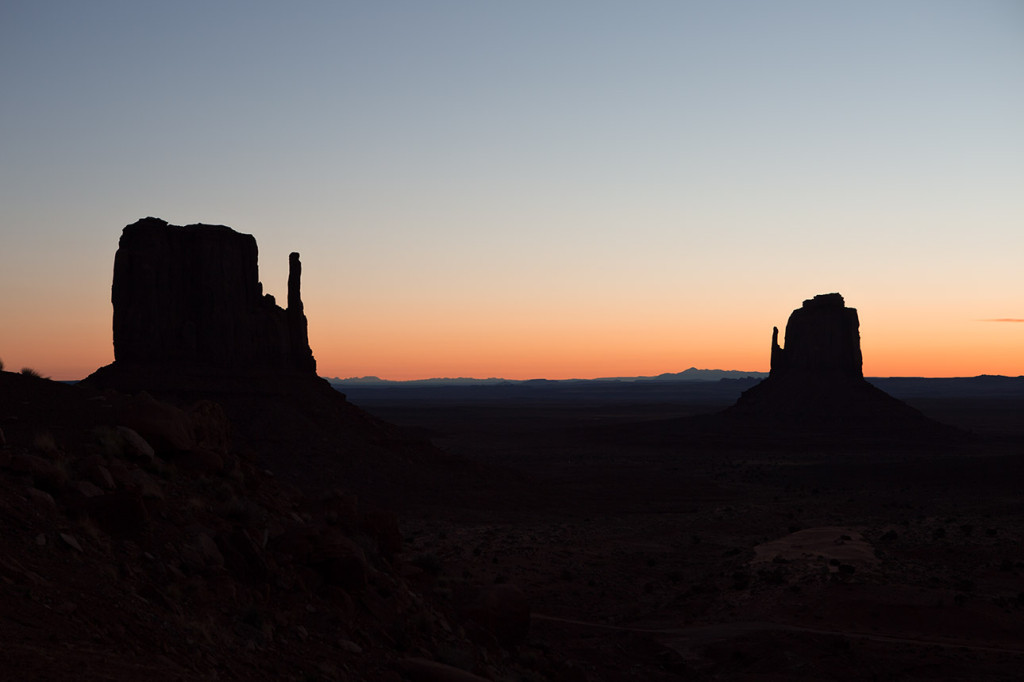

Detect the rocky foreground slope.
[{"left": 0, "top": 370, "right": 572, "bottom": 681}]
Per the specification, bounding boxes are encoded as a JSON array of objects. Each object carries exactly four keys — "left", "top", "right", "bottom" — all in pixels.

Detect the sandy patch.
[{"left": 752, "top": 526, "right": 877, "bottom": 565}]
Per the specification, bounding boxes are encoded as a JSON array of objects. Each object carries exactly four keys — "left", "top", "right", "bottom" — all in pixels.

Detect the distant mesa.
[
  {"left": 97, "top": 217, "right": 316, "bottom": 376},
  {"left": 722, "top": 293, "right": 952, "bottom": 438}
]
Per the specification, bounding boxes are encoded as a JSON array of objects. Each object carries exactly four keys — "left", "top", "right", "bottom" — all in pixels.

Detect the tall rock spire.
[{"left": 287, "top": 252, "right": 316, "bottom": 373}]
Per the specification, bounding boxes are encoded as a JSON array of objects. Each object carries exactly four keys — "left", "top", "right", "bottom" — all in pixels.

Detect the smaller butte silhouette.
[{"left": 722, "top": 293, "right": 949, "bottom": 439}]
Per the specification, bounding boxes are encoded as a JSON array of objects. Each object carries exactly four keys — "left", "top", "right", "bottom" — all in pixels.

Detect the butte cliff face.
[
  {"left": 769, "top": 293, "right": 863, "bottom": 380},
  {"left": 109, "top": 217, "right": 315, "bottom": 373},
  {"left": 724, "top": 293, "right": 945, "bottom": 438}
]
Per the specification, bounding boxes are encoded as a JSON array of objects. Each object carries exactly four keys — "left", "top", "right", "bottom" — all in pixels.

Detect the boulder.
[
  {"left": 188, "top": 400, "right": 230, "bottom": 452},
  {"left": 311, "top": 528, "right": 369, "bottom": 591},
  {"left": 115, "top": 426, "right": 157, "bottom": 462},
  {"left": 8, "top": 454, "right": 68, "bottom": 493},
  {"left": 86, "top": 490, "right": 149, "bottom": 538},
  {"left": 113, "top": 393, "right": 195, "bottom": 454}
]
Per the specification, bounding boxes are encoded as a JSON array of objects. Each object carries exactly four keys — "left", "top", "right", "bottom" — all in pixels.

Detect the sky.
[{"left": 1, "top": 1, "right": 1021, "bottom": 380}]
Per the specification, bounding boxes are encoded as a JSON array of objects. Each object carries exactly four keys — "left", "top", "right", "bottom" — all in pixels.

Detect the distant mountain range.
[
  {"left": 325, "top": 371, "right": 1024, "bottom": 404},
  {"left": 326, "top": 367, "right": 769, "bottom": 387}
]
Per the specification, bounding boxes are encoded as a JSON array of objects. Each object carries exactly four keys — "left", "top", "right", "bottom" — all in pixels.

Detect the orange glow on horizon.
[
  {"left": 10, "top": 344, "right": 1023, "bottom": 383},
  {"left": 5, "top": 305, "right": 1020, "bottom": 382}
]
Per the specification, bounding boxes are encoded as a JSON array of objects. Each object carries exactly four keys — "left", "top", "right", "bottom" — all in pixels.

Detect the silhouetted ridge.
[{"left": 110, "top": 217, "right": 315, "bottom": 372}]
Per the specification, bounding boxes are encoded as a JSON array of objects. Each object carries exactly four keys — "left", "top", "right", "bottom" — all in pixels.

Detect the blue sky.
[{"left": 1, "top": 1, "right": 1022, "bottom": 379}]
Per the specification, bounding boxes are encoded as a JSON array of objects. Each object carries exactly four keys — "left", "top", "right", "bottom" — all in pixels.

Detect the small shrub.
[
  {"left": 0, "top": 357, "right": 4, "bottom": 371},
  {"left": 20, "top": 367, "right": 44, "bottom": 379}
]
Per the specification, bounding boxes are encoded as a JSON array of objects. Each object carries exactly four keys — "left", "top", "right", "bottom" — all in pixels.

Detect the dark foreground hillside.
[
  {"left": 4, "top": 367, "right": 1024, "bottom": 680},
  {"left": 0, "top": 370, "right": 571, "bottom": 682}
]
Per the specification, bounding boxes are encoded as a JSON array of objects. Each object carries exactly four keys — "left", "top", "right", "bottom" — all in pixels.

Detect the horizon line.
[{"left": 326, "top": 371, "right": 1023, "bottom": 383}]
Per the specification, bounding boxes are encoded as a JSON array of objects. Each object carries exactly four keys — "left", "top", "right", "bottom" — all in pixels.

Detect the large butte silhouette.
[
  {"left": 84, "top": 218, "right": 445, "bottom": 500},
  {"left": 720, "top": 293, "right": 951, "bottom": 440},
  {"left": 99, "top": 216, "right": 315, "bottom": 374}
]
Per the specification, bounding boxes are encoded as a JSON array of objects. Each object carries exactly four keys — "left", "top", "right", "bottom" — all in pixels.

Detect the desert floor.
[{"left": 358, "top": 391, "right": 1024, "bottom": 681}]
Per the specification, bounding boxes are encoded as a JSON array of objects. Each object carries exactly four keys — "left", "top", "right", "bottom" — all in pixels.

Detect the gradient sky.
[{"left": 1, "top": 1, "right": 1021, "bottom": 380}]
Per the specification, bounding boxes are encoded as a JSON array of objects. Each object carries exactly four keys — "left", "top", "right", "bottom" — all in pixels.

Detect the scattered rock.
[
  {"left": 196, "top": 532, "right": 226, "bottom": 570},
  {"left": 218, "top": 528, "right": 269, "bottom": 583},
  {"left": 79, "top": 459, "right": 116, "bottom": 490},
  {"left": 115, "top": 426, "right": 156, "bottom": 462},
  {"left": 85, "top": 490, "right": 149, "bottom": 538},
  {"left": 338, "top": 638, "right": 362, "bottom": 653},
  {"left": 400, "top": 657, "right": 492, "bottom": 682},
  {"left": 59, "top": 532, "right": 83, "bottom": 552},
  {"left": 26, "top": 487, "right": 57, "bottom": 515},
  {"left": 172, "top": 447, "right": 225, "bottom": 477},
  {"left": 312, "top": 529, "right": 369, "bottom": 591},
  {"left": 73, "top": 480, "right": 105, "bottom": 498},
  {"left": 189, "top": 400, "right": 231, "bottom": 452},
  {"left": 114, "top": 393, "right": 195, "bottom": 454},
  {"left": 125, "top": 469, "right": 165, "bottom": 500},
  {"left": 8, "top": 454, "right": 68, "bottom": 492}
]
